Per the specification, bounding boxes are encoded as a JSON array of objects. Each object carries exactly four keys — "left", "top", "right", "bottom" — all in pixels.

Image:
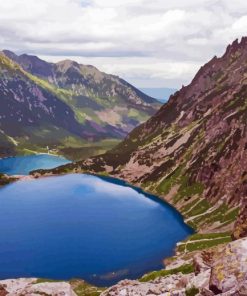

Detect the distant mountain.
[
  {"left": 0, "top": 51, "right": 161, "bottom": 159},
  {"left": 140, "top": 88, "right": 177, "bottom": 102}
]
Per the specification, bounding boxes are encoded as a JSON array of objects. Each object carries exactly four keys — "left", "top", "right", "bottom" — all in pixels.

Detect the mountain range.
[
  {"left": 0, "top": 50, "right": 161, "bottom": 159},
  {"left": 32, "top": 37, "right": 247, "bottom": 294}
]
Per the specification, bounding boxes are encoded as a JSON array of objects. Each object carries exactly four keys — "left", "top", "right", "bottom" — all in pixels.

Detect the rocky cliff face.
[
  {"left": 0, "top": 51, "right": 160, "bottom": 159},
  {"left": 38, "top": 37, "right": 247, "bottom": 235}
]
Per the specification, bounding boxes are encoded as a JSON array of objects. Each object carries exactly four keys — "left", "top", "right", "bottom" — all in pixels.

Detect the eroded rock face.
[
  {"left": 232, "top": 198, "right": 247, "bottom": 240},
  {"left": 209, "top": 238, "right": 247, "bottom": 295}
]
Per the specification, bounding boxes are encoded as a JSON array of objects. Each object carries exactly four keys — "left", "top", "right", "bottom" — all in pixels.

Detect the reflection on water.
[{"left": 0, "top": 173, "right": 193, "bottom": 286}]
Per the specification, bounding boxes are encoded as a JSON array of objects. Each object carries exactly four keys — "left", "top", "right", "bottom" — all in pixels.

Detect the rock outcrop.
[
  {"left": 209, "top": 238, "right": 247, "bottom": 295},
  {"left": 101, "top": 275, "right": 195, "bottom": 296},
  {"left": 0, "top": 278, "right": 76, "bottom": 296},
  {"left": 0, "top": 173, "right": 17, "bottom": 186}
]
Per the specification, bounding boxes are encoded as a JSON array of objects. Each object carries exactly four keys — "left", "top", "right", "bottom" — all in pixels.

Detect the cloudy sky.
[{"left": 0, "top": 0, "right": 247, "bottom": 88}]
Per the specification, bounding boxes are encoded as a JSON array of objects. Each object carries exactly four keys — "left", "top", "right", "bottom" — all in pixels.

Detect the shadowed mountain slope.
[{"left": 0, "top": 51, "right": 161, "bottom": 159}]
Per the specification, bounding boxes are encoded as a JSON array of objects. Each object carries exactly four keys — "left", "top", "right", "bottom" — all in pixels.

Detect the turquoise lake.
[{"left": 0, "top": 155, "right": 193, "bottom": 286}]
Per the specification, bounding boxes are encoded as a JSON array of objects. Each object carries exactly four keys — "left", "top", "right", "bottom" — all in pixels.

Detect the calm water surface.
[
  {"left": 0, "top": 156, "right": 193, "bottom": 286},
  {"left": 0, "top": 154, "right": 70, "bottom": 175}
]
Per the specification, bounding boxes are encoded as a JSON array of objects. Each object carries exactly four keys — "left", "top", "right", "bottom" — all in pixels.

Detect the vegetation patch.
[
  {"left": 71, "top": 280, "right": 105, "bottom": 296},
  {"left": 187, "top": 204, "right": 239, "bottom": 229},
  {"left": 128, "top": 108, "right": 149, "bottom": 122},
  {"left": 181, "top": 198, "right": 200, "bottom": 214},
  {"left": 156, "top": 166, "right": 183, "bottom": 195},
  {"left": 139, "top": 264, "right": 194, "bottom": 282},
  {"left": 184, "top": 199, "right": 211, "bottom": 217},
  {"left": 186, "top": 232, "right": 231, "bottom": 241},
  {"left": 176, "top": 233, "right": 232, "bottom": 253},
  {"left": 173, "top": 178, "right": 204, "bottom": 204},
  {"left": 185, "top": 286, "right": 199, "bottom": 296}
]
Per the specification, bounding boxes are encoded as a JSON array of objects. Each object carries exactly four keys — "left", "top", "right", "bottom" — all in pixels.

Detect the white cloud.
[{"left": 0, "top": 0, "right": 247, "bottom": 87}]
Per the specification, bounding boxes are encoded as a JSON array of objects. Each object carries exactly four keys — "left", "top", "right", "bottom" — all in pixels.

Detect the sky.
[{"left": 0, "top": 0, "right": 247, "bottom": 88}]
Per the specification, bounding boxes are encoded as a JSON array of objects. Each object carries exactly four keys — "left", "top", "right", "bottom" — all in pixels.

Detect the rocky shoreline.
[
  {"left": 101, "top": 237, "right": 247, "bottom": 295},
  {"left": 2, "top": 172, "right": 243, "bottom": 295},
  {"left": 1, "top": 237, "right": 246, "bottom": 295}
]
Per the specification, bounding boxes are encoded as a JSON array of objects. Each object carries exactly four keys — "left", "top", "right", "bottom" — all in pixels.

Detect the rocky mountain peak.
[
  {"left": 3, "top": 49, "right": 54, "bottom": 79},
  {"left": 224, "top": 36, "right": 247, "bottom": 57},
  {"left": 149, "top": 35, "right": 247, "bottom": 133},
  {"left": 2, "top": 49, "right": 18, "bottom": 60},
  {"left": 56, "top": 59, "right": 80, "bottom": 72}
]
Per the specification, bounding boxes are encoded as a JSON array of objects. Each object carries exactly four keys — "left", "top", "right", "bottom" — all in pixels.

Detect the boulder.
[
  {"left": 101, "top": 274, "right": 194, "bottom": 296},
  {"left": 209, "top": 238, "right": 247, "bottom": 294},
  {"left": 0, "top": 278, "right": 76, "bottom": 296},
  {"left": 0, "top": 285, "right": 7, "bottom": 296}
]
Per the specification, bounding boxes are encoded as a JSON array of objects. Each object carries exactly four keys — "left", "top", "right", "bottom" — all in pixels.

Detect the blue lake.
[
  {"left": 0, "top": 156, "right": 193, "bottom": 286},
  {"left": 0, "top": 154, "right": 70, "bottom": 175}
]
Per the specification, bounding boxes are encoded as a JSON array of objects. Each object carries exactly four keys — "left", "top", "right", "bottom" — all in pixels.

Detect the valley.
[
  {"left": 25, "top": 37, "right": 247, "bottom": 295},
  {"left": 0, "top": 31, "right": 247, "bottom": 296},
  {"left": 36, "top": 38, "right": 247, "bottom": 236},
  {"left": 0, "top": 51, "right": 161, "bottom": 160}
]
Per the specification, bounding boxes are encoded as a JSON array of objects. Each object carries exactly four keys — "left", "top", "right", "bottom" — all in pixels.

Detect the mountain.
[
  {"left": 36, "top": 37, "right": 247, "bottom": 236},
  {"left": 30, "top": 37, "right": 247, "bottom": 294},
  {"left": 0, "top": 51, "right": 161, "bottom": 159},
  {"left": 140, "top": 87, "right": 177, "bottom": 102}
]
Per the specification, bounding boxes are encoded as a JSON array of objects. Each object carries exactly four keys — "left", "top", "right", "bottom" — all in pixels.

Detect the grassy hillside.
[{"left": 0, "top": 51, "right": 161, "bottom": 160}]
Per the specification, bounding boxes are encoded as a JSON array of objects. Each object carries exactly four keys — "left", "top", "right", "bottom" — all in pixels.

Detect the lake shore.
[{"left": 0, "top": 155, "right": 235, "bottom": 294}]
